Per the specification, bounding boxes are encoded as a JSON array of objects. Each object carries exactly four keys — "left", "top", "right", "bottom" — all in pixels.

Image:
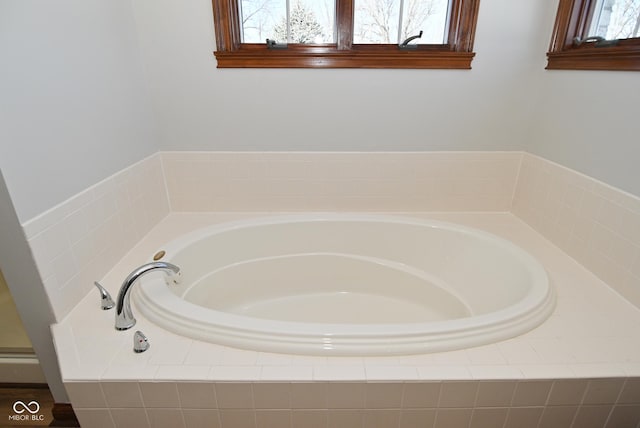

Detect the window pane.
[
  {"left": 354, "top": 0, "right": 450, "bottom": 44},
  {"left": 241, "top": 0, "right": 285, "bottom": 42},
  {"left": 588, "top": 0, "right": 640, "bottom": 40},
  {"left": 354, "top": 0, "right": 401, "bottom": 43},
  {"left": 241, "top": 0, "right": 335, "bottom": 43}
]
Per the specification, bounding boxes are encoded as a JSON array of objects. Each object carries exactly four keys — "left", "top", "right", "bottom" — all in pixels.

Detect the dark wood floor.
[{"left": 0, "top": 384, "right": 54, "bottom": 427}]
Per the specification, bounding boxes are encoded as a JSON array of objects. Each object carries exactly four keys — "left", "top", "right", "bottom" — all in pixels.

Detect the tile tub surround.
[
  {"left": 65, "top": 378, "right": 640, "bottom": 428},
  {"left": 161, "top": 150, "right": 640, "bottom": 311},
  {"left": 513, "top": 153, "right": 640, "bottom": 309},
  {"left": 21, "top": 154, "right": 169, "bottom": 321},
  {"left": 161, "top": 152, "right": 523, "bottom": 212},
  {"left": 52, "top": 212, "right": 640, "bottom": 427},
  {"left": 22, "top": 150, "right": 639, "bottom": 324},
  {"left": 20, "top": 151, "right": 522, "bottom": 324}
]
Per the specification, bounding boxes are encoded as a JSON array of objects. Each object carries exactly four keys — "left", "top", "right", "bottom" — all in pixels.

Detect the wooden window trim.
[
  {"left": 212, "top": 0, "right": 480, "bottom": 68},
  {"left": 547, "top": 0, "right": 640, "bottom": 71}
]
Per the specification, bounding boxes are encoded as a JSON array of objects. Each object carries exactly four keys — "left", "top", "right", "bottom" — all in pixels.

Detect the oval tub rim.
[{"left": 135, "top": 213, "right": 556, "bottom": 356}]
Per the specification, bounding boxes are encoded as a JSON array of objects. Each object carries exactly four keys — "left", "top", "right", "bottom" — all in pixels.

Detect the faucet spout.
[{"left": 115, "top": 261, "right": 181, "bottom": 331}]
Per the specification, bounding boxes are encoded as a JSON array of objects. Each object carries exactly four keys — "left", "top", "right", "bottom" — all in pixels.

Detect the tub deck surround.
[
  {"left": 52, "top": 212, "right": 640, "bottom": 427},
  {"left": 21, "top": 150, "right": 640, "bottom": 329},
  {"left": 15, "top": 150, "right": 639, "bottom": 426},
  {"left": 52, "top": 212, "right": 640, "bottom": 384}
]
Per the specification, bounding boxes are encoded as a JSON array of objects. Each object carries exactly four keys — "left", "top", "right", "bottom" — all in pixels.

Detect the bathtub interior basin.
[
  {"left": 135, "top": 214, "right": 555, "bottom": 356},
  {"left": 183, "top": 252, "right": 473, "bottom": 324}
]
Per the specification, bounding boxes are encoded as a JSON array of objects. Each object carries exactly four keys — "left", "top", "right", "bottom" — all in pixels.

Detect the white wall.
[
  {"left": 0, "top": 0, "right": 159, "bottom": 403},
  {"left": 499, "top": 0, "right": 640, "bottom": 198},
  {"left": 527, "top": 70, "right": 640, "bottom": 197},
  {"left": 0, "top": 0, "right": 158, "bottom": 223},
  {"left": 0, "top": 172, "right": 67, "bottom": 402},
  {"left": 2, "top": 0, "right": 635, "bottom": 213},
  {"left": 131, "top": 0, "right": 639, "bottom": 197},
  {"left": 130, "top": 0, "right": 546, "bottom": 152},
  {"left": 521, "top": 1, "right": 640, "bottom": 198}
]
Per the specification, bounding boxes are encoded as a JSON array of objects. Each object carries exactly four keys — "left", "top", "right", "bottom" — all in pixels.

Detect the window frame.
[
  {"left": 547, "top": 0, "right": 640, "bottom": 71},
  {"left": 212, "top": 0, "right": 480, "bottom": 68}
]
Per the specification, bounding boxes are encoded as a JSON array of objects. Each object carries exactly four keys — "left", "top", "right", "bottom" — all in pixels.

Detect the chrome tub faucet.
[
  {"left": 93, "top": 281, "right": 115, "bottom": 310},
  {"left": 115, "top": 261, "right": 181, "bottom": 330}
]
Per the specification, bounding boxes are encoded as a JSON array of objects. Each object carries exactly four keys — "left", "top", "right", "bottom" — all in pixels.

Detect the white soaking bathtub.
[{"left": 135, "top": 214, "right": 555, "bottom": 356}]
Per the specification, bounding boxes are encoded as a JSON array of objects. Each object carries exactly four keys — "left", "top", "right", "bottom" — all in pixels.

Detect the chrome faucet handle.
[
  {"left": 133, "top": 331, "right": 149, "bottom": 353},
  {"left": 93, "top": 281, "right": 115, "bottom": 310}
]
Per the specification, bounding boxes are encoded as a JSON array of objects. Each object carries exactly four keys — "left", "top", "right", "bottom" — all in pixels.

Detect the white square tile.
[
  {"left": 434, "top": 408, "right": 473, "bottom": 428},
  {"left": 178, "top": 382, "right": 218, "bottom": 408},
  {"left": 395, "top": 354, "right": 435, "bottom": 366},
  {"left": 475, "top": 381, "right": 517, "bottom": 407},
  {"left": 183, "top": 409, "right": 221, "bottom": 428},
  {"left": 52, "top": 249, "right": 79, "bottom": 288},
  {"left": 101, "top": 382, "right": 143, "bottom": 407},
  {"left": 215, "top": 383, "right": 254, "bottom": 408},
  {"left": 147, "top": 338, "right": 191, "bottom": 365},
  {"left": 255, "top": 409, "right": 292, "bottom": 428},
  {"left": 256, "top": 352, "right": 294, "bottom": 366},
  {"left": 571, "top": 364, "right": 626, "bottom": 378},
  {"left": 39, "top": 222, "right": 72, "bottom": 260},
  {"left": 438, "top": 381, "right": 479, "bottom": 408},
  {"left": 417, "top": 366, "right": 471, "bottom": 380},
  {"left": 327, "top": 357, "right": 365, "bottom": 366},
  {"left": 313, "top": 365, "right": 366, "bottom": 381},
  {"left": 327, "top": 383, "right": 365, "bottom": 409},
  {"left": 291, "top": 383, "right": 328, "bottom": 409},
  {"left": 292, "top": 410, "right": 327, "bottom": 428},
  {"left": 155, "top": 365, "right": 211, "bottom": 381},
  {"left": 517, "top": 365, "right": 577, "bottom": 379},
  {"left": 209, "top": 366, "right": 262, "bottom": 381},
  {"left": 402, "top": 382, "right": 441, "bottom": 408},
  {"left": 528, "top": 338, "right": 577, "bottom": 364},
  {"left": 430, "top": 350, "right": 471, "bottom": 365},
  {"left": 110, "top": 408, "right": 151, "bottom": 428},
  {"left": 465, "top": 345, "right": 506, "bottom": 365},
  {"left": 547, "top": 379, "right": 588, "bottom": 405},
  {"left": 328, "top": 409, "right": 365, "bottom": 428},
  {"left": 252, "top": 383, "right": 292, "bottom": 409},
  {"left": 183, "top": 341, "right": 224, "bottom": 365},
  {"left": 364, "top": 383, "right": 404, "bottom": 408},
  {"left": 511, "top": 380, "right": 553, "bottom": 406},
  {"left": 290, "top": 355, "right": 327, "bottom": 366},
  {"left": 219, "top": 349, "right": 258, "bottom": 366},
  {"left": 362, "top": 357, "right": 400, "bottom": 367},
  {"left": 101, "top": 364, "right": 160, "bottom": 381},
  {"left": 139, "top": 382, "right": 180, "bottom": 407},
  {"left": 468, "top": 365, "right": 523, "bottom": 380},
  {"left": 74, "top": 409, "right": 114, "bottom": 428},
  {"left": 621, "top": 363, "right": 640, "bottom": 377},
  {"left": 146, "top": 408, "right": 186, "bottom": 428},
  {"left": 497, "top": 341, "right": 542, "bottom": 364},
  {"left": 470, "top": 408, "right": 508, "bottom": 428},
  {"left": 64, "top": 382, "right": 107, "bottom": 408},
  {"left": 365, "top": 366, "right": 419, "bottom": 381},
  {"left": 261, "top": 366, "right": 313, "bottom": 381}
]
